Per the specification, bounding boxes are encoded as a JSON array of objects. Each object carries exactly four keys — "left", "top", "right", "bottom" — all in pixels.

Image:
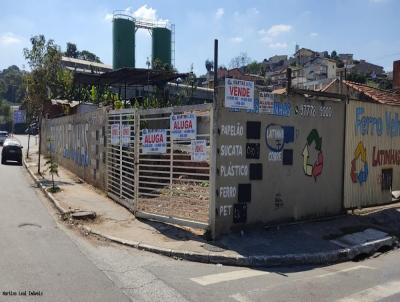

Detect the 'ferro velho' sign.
[
  {"left": 170, "top": 113, "right": 197, "bottom": 140},
  {"left": 142, "top": 129, "right": 167, "bottom": 154},
  {"left": 225, "top": 78, "right": 254, "bottom": 110}
]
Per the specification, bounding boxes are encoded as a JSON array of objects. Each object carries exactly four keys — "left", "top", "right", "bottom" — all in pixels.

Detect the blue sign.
[{"left": 13, "top": 110, "right": 26, "bottom": 124}]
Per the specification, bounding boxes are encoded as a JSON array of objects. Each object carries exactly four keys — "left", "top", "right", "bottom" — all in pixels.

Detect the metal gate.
[
  {"left": 106, "top": 109, "right": 136, "bottom": 210},
  {"left": 106, "top": 104, "right": 212, "bottom": 229}
]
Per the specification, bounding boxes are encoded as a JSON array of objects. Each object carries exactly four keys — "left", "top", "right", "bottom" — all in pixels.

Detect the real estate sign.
[
  {"left": 170, "top": 113, "right": 197, "bottom": 140},
  {"left": 142, "top": 129, "right": 167, "bottom": 154},
  {"left": 111, "top": 124, "right": 120, "bottom": 145},
  {"left": 259, "top": 92, "right": 274, "bottom": 114},
  {"left": 121, "top": 125, "right": 131, "bottom": 146},
  {"left": 191, "top": 139, "right": 208, "bottom": 161},
  {"left": 225, "top": 78, "right": 254, "bottom": 110}
]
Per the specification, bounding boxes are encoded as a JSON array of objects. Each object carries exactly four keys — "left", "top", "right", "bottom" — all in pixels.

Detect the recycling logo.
[
  {"left": 350, "top": 141, "right": 368, "bottom": 184},
  {"left": 302, "top": 129, "right": 324, "bottom": 180}
]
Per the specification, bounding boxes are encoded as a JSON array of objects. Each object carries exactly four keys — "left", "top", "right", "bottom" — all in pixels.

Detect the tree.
[
  {"left": 23, "top": 35, "right": 65, "bottom": 174},
  {"left": 347, "top": 73, "right": 367, "bottom": 84},
  {"left": 205, "top": 59, "right": 213, "bottom": 72},
  {"left": 246, "top": 61, "right": 262, "bottom": 75},
  {"left": 65, "top": 42, "right": 78, "bottom": 58},
  {"left": 45, "top": 138, "right": 59, "bottom": 193},
  {"left": 0, "top": 65, "right": 26, "bottom": 103},
  {"left": 229, "top": 52, "right": 251, "bottom": 69},
  {"left": 152, "top": 58, "right": 174, "bottom": 72},
  {"left": 78, "top": 50, "right": 102, "bottom": 63},
  {"left": 331, "top": 50, "right": 338, "bottom": 60}
]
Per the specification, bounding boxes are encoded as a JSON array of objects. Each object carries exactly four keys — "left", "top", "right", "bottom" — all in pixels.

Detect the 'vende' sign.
[
  {"left": 170, "top": 113, "right": 197, "bottom": 140},
  {"left": 225, "top": 78, "right": 254, "bottom": 110},
  {"left": 142, "top": 129, "right": 167, "bottom": 154}
]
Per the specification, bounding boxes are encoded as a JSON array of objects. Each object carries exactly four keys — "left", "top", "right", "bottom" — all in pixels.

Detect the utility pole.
[{"left": 213, "top": 39, "right": 218, "bottom": 105}]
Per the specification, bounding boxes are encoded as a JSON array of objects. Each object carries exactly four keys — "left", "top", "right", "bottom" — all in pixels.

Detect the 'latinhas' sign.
[
  {"left": 170, "top": 113, "right": 197, "bottom": 140},
  {"left": 142, "top": 129, "right": 167, "bottom": 154},
  {"left": 225, "top": 78, "right": 254, "bottom": 110}
]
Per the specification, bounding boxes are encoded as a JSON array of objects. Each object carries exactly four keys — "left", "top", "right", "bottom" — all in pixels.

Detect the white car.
[{"left": 0, "top": 131, "right": 8, "bottom": 145}]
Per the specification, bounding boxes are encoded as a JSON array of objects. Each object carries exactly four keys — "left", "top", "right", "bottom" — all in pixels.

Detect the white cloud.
[
  {"left": 104, "top": 13, "right": 113, "bottom": 21},
  {"left": 266, "top": 24, "right": 292, "bottom": 37},
  {"left": 132, "top": 5, "right": 157, "bottom": 20},
  {"left": 0, "top": 32, "right": 22, "bottom": 46},
  {"left": 215, "top": 8, "right": 224, "bottom": 19},
  {"left": 268, "top": 42, "right": 288, "bottom": 49},
  {"left": 310, "top": 32, "right": 318, "bottom": 38},
  {"left": 230, "top": 37, "right": 243, "bottom": 43},
  {"left": 104, "top": 5, "right": 168, "bottom": 24},
  {"left": 258, "top": 24, "right": 292, "bottom": 46}
]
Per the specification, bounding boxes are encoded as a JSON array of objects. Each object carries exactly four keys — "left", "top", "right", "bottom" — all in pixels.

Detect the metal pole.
[
  {"left": 286, "top": 68, "right": 292, "bottom": 93},
  {"left": 213, "top": 39, "right": 218, "bottom": 105}
]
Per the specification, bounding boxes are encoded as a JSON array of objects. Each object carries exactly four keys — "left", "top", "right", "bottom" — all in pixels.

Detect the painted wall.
[
  {"left": 214, "top": 92, "right": 346, "bottom": 236},
  {"left": 344, "top": 101, "right": 400, "bottom": 208},
  {"left": 41, "top": 108, "right": 107, "bottom": 190}
]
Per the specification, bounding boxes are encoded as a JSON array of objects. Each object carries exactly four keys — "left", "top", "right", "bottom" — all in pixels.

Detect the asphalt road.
[
  {"left": 0, "top": 135, "right": 131, "bottom": 302},
  {"left": 2, "top": 134, "right": 400, "bottom": 302}
]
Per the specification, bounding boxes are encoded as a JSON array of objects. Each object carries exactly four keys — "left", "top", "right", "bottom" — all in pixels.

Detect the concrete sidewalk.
[{"left": 24, "top": 150, "right": 399, "bottom": 267}]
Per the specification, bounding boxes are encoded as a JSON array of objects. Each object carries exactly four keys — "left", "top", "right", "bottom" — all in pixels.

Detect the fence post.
[{"left": 133, "top": 109, "right": 140, "bottom": 213}]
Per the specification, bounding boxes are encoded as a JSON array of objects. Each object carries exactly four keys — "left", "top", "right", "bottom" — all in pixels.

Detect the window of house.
[{"left": 381, "top": 169, "right": 393, "bottom": 191}]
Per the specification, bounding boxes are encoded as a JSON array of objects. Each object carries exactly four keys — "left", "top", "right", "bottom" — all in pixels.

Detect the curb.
[
  {"left": 82, "top": 225, "right": 397, "bottom": 267},
  {"left": 23, "top": 158, "right": 398, "bottom": 267},
  {"left": 23, "top": 157, "right": 72, "bottom": 216}
]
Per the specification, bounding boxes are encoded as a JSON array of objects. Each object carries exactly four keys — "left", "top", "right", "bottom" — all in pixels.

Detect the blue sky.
[{"left": 1, "top": 0, "right": 399, "bottom": 75}]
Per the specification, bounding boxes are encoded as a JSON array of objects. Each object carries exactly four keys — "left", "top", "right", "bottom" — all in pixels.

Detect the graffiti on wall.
[
  {"left": 63, "top": 123, "right": 90, "bottom": 167},
  {"left": 265, "top": 123, "right": 295, "bottom": 163},
  {"left": 372, "top": 147, "right": 400, "bottom": 166},
  {"left": 49, "top": 123, "right": 90, "bottom": 167},
  {"left": 350, "top": 141, "right": 368, "bottom": 184},
  {"left": 302, "top": 129, "right": 324, "bottom": 180},
  {"left": 355, "top": 107, "right": 400, "bottom": 137}
]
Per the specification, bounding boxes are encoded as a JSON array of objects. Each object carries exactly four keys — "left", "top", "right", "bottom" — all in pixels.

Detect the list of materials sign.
[
  {"left": 225, "top": 78, "right": 254, "bottom": 110},
  {"left": 170, "top": 113, "right": 197, "bottom": 140}
]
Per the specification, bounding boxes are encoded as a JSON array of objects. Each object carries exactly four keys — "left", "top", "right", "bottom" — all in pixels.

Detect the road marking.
[
  {"left": 230, "top": 293, "right": 253, "bottom": 302},
  {"left": 316, "top": 265, "right": 375, "bottom": 278},
  {"left": 190, "top": 269, "right": 270, "bottom": 286},
  {"left": 336, "top": 280, "right": 400, "bottom": 302}
]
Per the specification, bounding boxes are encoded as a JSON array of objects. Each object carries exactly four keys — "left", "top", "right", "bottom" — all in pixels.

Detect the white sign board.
[
  {"left": 170, "top": 113, "right": 197, "bottom": 140},
  {"left": 111, "top": 124, "right": 120, "bottom": 145},
  {"left": 121, "top": 125, "right": 131, "bottom": 146},
  {"left": 259, "top": 92, "right": 274, "bottom": 114},
  {"left": 142, "top": 129, "right": 167, "bottom": 154},
  {"left": 225, "top": 78, "right": 254, "bottom": 110},
  {"left": 191, "top": 140, "right": 208, "bottom": 161}
]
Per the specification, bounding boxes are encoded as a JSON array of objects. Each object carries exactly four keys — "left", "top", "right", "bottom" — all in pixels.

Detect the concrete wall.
[
  {"left": 213, "top": 92, "right": 346, "bottom": 236},
  {"left": 344, "top": 101, "right": 400, "bottom": 208},
  {"left": 41, "top": 108, "right": 107, "bottom": 190}
]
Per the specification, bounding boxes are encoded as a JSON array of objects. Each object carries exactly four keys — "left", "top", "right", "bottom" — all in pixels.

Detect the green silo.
[
  {"left": 113, "top": 16, "right": 135, "bottom": 69},
  {"left": 152, "top": 27, "right": 172, "bottom": 67}
]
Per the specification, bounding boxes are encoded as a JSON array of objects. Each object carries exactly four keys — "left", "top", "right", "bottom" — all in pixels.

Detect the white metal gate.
[
  {"left": 106, "top": 104, "right": 212, "bottom": 229},
  {"left": 106, "top": 109, "right": 136, "bottom": 210}
]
